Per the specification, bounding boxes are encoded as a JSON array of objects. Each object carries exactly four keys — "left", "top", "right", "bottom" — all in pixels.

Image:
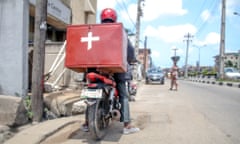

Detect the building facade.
[
  {"left": 214, "top": 51, "right": 240, "bottom": 71},
  {"left": 29, "top": 0, "right": 97, "bottom": 43},
  {"left": 29, "top": 0, "right": 97, "bottom": 91},
  {"left": 138, "top": 48, "right": 152, "bottom": 72},
  {"left": 0, "top": 0, "right": 97, "bottom": 96}
]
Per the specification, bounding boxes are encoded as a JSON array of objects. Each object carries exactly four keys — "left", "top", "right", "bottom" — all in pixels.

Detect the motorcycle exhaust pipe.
[{"left": 111, "top": 109, "right": 121, "bottom": 121}]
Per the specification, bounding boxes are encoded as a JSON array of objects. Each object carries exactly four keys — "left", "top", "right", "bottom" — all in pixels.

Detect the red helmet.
[{"left": 100, "top": 8, "right": 117, "bottom": 22}]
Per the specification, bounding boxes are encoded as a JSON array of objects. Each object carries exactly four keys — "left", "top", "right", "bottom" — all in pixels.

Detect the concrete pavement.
[
  {"left": 4, "top": 115, "right": 84, "bottom": 144},
  {"left": 2, "top": 81, "right": 144, "bottom": 144}
]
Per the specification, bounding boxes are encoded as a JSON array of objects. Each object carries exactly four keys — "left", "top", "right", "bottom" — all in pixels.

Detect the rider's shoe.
[
  {"left": 123, "top": 127, "right": 140, "bottom": 134},
  {"left": 81, "top": 124, "right": 89, "bottom": 132}
]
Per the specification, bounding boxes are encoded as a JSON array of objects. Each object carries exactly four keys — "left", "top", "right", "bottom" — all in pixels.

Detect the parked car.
[
  {"left": 224, "top": 67, "right": 240, "bottom": 80},
  {"left": 145, "top": 68, "right": 165, "bottom": 84}
]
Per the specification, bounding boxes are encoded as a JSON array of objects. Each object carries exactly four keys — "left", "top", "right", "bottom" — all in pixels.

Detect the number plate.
[{"left": 81, "top": 89, "right": 103, "bottom": 99}]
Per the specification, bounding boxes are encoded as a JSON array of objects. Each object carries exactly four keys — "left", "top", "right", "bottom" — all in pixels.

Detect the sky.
[{"left": 96, "top": 0, "right": 240, "bottom": 68}]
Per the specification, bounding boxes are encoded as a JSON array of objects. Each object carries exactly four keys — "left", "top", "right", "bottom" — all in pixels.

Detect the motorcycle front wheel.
[{"left": 88, "top": 99, "right": 108, "bottom": 140}]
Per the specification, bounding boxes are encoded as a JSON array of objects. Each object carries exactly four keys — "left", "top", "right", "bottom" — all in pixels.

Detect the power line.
[
  {"left": 192, "top": 0, "right": 208, "bottom": 26},
  {"left": 115, "top": 0, "right": 136, "bottom": 32},
  {"left": 195, "top": 0, "right": 219, "bottom": 38},
  {"left": 119, "top": 0, "right": 136, "bottom": 28}
]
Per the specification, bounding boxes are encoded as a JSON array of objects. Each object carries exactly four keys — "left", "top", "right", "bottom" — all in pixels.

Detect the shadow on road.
[{"left": 67, "top": 113, "right": 150, "bottom": 143}]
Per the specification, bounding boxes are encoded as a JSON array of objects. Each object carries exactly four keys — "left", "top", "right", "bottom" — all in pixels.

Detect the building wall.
[
  {"left": 214, "top": 52, "right": 240, "bottom": 70},
  {"left": 44, "top": 0, "right": 97, "bottom": 88},
  {"left": 138, "top": 48, "right": 151, "bottom": 71},
  {"left": 0, "top": 0, "right": 29, "bottom": 96},
  {"left": 70, "top": 0, "right": 97, "bottom": 24},
  {"left": 0, "top": 0, "right": 98, "bottom": 96},
  {"left": 224, "top": 53, "right": 239, "bottom": 67}
]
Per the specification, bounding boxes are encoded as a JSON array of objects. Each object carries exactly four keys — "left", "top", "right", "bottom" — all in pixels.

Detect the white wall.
[{"left": 0, "top": 0, "right": 28, "bottom": 96}]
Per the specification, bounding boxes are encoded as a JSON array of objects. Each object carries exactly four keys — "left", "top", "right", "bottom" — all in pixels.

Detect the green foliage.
[
  {"left": 200, "top": 68, "right": 217, "bottom": 77},
  {"left": 201, "top": 68, "right": 208, "bottom": 76},
  {"left": 24, "top": 95, "right": 33, "bottom": 120},
  {"left": 225, "top": 60, "right": 233, "bottom": 67},
  {"left": 188, "top": 71, "right": 197, "bottom": 77},
  {"left": 207, "top": 69, "right": 217, "bottom": 76}
]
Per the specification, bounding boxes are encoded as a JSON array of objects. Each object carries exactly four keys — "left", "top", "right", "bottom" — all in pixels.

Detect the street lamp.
[
  {"left": 233, "top": 12, "right": 240, "bottom": 16},
  {"left": 193, "top": 44, "right": 206, "bottom": 73}
]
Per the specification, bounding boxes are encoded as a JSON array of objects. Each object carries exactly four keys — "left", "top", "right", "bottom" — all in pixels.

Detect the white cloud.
[
  {"left": 97, "top": 0, "right": 187, "bottom": 24},
  {"left": 144, "top": 24, "right": 197, "bottom": 43},
  {"left": 97, "top": 0, "right": 117, "bottom": 10},
  {"left": 227, "top": 0, "right": 240, "bottom": 9},
  {"left": 152, "top": 50, "right": 160, "bottom": 57},
  {"left": 201, "top": 10, "right": 211, "bottom": 22},
  {"left": 119, "top": 4, "right": 137, "bottom": 26},
  {"left": 150, "top": 50, "right": 161, "bottom": 67},
  {"left": 203, "top": 32, "right": 220, "bottom": 45},
  {"left": 143, "top": 0, "right": 187, "bottom": 21},
  {"left": 177, "top": 47, "right": 185, "bottom": 56},
  {"left": 193, "top": 32, "right": 219, "bottom": 49}
]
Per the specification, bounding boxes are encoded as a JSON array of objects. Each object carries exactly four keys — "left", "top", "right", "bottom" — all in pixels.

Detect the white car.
[{"left": 224, "top": 67, "right": 240, "bottom": 80}]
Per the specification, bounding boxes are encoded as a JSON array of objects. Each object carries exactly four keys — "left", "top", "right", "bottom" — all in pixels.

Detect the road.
[
  {"left": 181, "top": 81, "right": 240, "bottom": 144},
  {"left": 41, "top": 79, "right": 240, "bottom": 144}
]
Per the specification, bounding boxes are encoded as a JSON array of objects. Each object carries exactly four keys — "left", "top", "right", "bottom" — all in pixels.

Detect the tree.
[{"left": 225, "top": 60, "right": 233, "bottom": 67}]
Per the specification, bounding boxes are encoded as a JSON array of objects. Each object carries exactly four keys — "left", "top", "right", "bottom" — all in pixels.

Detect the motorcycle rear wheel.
[{"left": 88, "top": 99, "right": 108, "bottom": 140}]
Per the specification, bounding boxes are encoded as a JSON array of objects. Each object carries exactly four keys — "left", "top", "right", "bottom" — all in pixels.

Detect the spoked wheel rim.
[
  {"left": 88, "top": 100, "right": 108, "bottom": 140},
  {"left": 96, "top": 106, "right": 106, "bottom": 131}
]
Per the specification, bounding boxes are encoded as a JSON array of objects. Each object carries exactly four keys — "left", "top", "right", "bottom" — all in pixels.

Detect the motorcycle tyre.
[{"left": 88, "top": 99, "right": 107, "bottom": 140}]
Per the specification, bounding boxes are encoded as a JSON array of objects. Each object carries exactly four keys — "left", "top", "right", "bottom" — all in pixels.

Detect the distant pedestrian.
[{"left": 170, "top": 62, "right": 179, "bottom": 90}]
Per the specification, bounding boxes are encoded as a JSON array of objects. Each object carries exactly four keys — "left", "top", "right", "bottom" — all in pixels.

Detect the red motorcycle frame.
[{"left": 81, "top": 72, "right": 121, "bottom": 140}]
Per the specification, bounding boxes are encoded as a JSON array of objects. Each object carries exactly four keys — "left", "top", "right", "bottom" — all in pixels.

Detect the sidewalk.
[
  {"left": 3, "top": 81, "right": 145, "bottom": 144},
  {"left": 4, "top": 115, "right": 84, "bottom": 144}
]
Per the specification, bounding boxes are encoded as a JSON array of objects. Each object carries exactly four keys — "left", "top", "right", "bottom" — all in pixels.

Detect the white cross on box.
[{"left": 81, "top": 32, "right": 100, "bottom": 50}]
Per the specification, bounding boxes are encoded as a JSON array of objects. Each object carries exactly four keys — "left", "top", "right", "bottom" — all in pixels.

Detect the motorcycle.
[{"left": 81, "top": 72, "right": 121, "bottom": 140}]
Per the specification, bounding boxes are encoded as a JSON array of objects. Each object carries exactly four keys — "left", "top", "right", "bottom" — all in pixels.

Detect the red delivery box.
[{"left": 65, "top": 23, "right": 128, "bottom": 73}]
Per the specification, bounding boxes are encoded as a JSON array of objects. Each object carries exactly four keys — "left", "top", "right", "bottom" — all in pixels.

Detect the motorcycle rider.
[{"left": 81, "top": 8, "right": 140, "bottom": 134}]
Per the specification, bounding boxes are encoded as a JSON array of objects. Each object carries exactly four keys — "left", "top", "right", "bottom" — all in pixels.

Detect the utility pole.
[
  {"left": 143, "top": 36, "right": 147, "bottom": 77},
  {"left": 183, "top": 33, "right": 193, "bottom": 78},
  {"left": 31, "top": 0, "right": 48, "bottom": 122},
  {"left": 219, "top": 0, "right": 226, "bottom": 79},
  {"left": 134, "top": 0, "right": 144, "bottom": 80},
  {"left": 193, "top": 44, "right": 206, "bottom": 73},
  {"left": 135, "top": 0, "right": 144, "bottom": 56}
]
